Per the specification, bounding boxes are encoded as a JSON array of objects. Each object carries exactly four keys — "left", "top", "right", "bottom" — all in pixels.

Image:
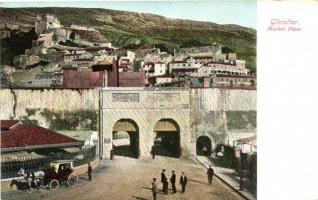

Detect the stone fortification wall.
[
  {"left": 0, "top": 87, "right": 256, "bottom": 158},
  {"left": 0, "top": 89, "right": 100, "bottom": 130},
  {"left": 190, "top": 88, "right": 256, "bottom": 152}
]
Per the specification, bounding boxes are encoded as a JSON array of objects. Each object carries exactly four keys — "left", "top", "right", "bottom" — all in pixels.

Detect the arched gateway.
[
  {"left": 101, "top": 87, "right": 192, "bottom": 159},
  {"left": 112, "top": 119, "right": 139, "bottom": 158},
  {"left": 154, "top": 119, "right": 180, "bottom": 158},
  {"left": 196, "top": 136, "right": 212, "bottom": 156}
]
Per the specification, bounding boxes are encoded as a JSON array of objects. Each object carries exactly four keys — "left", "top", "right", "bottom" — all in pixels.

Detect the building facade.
[
  {"left": 100, "top": 87, "right": 191, "bottom": 159},
  {"left": 100, "top": 87, "right": 257, "bottom": 160}
]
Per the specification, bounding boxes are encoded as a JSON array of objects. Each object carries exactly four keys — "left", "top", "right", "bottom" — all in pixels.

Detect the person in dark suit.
[
  {"left": 207, "top": 165, "right": 214, "bottom": 184},
  {"left": 151, "top": 178, "right": 157, "bottom": 200},
  {"left": 88, "top": 162, "right": 92, "bottom": 181},
  {"left": 164, "top": 176, "right": 169, "bottom": 195},
  {"left": 161, "top": 169, "right": 166, "bottom": 192},
  {"left": 170, "top": 170, "right": 177, "bottom": 193},
  {"left": 179, "top": 172, "right": 188, "bottom": 193},
  {"left": 151, "top": 145, "right": 156, "bottom": 159},
  {"left": 58, "top": 165, "right": 64, "bottom": 175}
]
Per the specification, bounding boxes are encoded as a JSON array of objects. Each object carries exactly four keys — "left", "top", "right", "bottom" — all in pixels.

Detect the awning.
[
  {"left": 154, "top": 120, "right": 178, "bottom": 132},
  {"left": 113, "top": 121, "right": 138, "bottom": 132}
]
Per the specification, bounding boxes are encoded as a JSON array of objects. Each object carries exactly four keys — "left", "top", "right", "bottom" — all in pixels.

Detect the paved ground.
[
  {"left": 196, "top": 156, "right": 256, "bottom": 200},
  {"left": 2, "top": 156, "right": 245, "bottom": 200}
]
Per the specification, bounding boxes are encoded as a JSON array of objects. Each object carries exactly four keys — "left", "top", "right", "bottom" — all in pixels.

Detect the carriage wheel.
[
  {"left": 49, "top": 179, "right": 59, "bottom": 190},
  {"left": 67, "top": 175, "right": 78, "bottom": 187}
]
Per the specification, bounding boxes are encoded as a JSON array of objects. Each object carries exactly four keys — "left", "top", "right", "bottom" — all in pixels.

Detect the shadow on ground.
[{"left": 131, "top": 195, "right": 147, "bottom": 200}]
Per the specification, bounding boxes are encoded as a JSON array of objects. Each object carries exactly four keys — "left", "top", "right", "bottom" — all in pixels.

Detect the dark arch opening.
[
  {"left": 153, "top": 119, "right": 180, "bottom": 158},
  {"left": 112, "top": 119, "right": 139, "bottom": 158},
  {"left": 196, "top": 136, "right": 212, "bottom": 156},
  {"left": 69, "top": 31, "right": 76, "bottom": 40}
]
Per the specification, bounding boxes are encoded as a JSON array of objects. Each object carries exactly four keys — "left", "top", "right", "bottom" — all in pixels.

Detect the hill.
[{"left": 0, "top": 7, "right": 256, "bottom": 71}]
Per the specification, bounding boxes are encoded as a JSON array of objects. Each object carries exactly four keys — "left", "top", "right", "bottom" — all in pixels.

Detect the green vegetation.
[
  {"left": 40, "top": 109, "right": 98, "bottom": 130},
  {"left": 226, "top": 111, "right": 257, "bottom": 130},
  {"left": 0, "top": 7, "right": 256, "bottom": 71},
  {"left": 26, "top": 108, "right": 40, "bottom": 116},
  {"left": 20, "top": 116, "right": 39, "bottom": 125},
  {"left": 55, "top": 130, "right": 93, "bottom": 141}
]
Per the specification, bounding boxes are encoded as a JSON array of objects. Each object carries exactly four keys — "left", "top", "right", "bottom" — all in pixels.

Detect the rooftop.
[
  {"left": 0, "top": 120, "right": 83, "bottom": 152},
  {"left": 0, "top": 120, "right": 20, "bottom": 130},
  {"left": 55, "top": 130, "right": 93, "bottom": 141},
  {"left": 83, "top": 47, "right": 113, "bottom": 52}
]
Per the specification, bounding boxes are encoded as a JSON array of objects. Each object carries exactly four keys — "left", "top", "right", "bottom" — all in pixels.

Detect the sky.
[{"left": 0, "top": 1, "right": 257, "bottom": 29}]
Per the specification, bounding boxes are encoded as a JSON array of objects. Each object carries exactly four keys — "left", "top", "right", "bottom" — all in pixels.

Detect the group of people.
[
  {"left": 150, "top": 165, "right": 215, "bottom": 199},
  {"left": 151, "top": 169, "right": 188, "bottom": 200}
]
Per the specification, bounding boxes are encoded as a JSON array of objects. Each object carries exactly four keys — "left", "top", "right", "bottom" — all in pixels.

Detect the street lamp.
[{"left": 236, "top": 142, "right": 244, "bottom": 191}]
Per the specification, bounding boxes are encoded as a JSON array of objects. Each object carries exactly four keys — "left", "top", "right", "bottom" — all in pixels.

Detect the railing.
[{"left": 0, "top": 146, "right": 97, "bottom": 179}]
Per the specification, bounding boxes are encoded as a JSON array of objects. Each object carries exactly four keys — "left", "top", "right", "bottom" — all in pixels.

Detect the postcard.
[{"left": 0, "top": 1, "right": 259, "bottom": 199}]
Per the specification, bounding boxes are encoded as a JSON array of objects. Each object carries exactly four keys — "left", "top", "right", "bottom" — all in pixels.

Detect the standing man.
[
  {"left": 88, "top": 162, "right": 92, "bottom": 181},
  {"left": 26, "top": 171, "right": 32, "bottom": 193},
  {"left": 151, "top": 178, "right": 157, "bottom": 200},
  {"left": 179, "top": 172, "right": 188, "bottom": 193},
  {"left": 202, "top": 146, "right": 208, "bottom": 156},
  {"left": 164, "top": 175, "right": 169, "bottom": 195},
  {"left": 161, "top": 169, "right": 166, "bottom": 192},
  {"left": 170, "top": 170, "right": 177, "bottom": 193},
  {"left": 151, "top": 145, "right": 156, "bottom": 159},
  {"left": 207, "top": 165, "right": 214, "bottom": 184}
]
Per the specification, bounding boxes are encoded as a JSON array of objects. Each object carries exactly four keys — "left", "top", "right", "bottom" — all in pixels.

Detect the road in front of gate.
[{"left": 1, "top": 156, "right": 245, "bottom": 200}]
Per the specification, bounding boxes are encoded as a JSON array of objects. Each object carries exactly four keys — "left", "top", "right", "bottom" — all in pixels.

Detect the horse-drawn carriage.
[{"left": 19, "top": 160, "right": 78, "bottom": 191}]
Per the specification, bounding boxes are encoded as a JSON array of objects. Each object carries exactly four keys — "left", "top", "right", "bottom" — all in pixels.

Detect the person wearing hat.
[
  {"left": 151, "top": 145, "right": 156, "bottom": 159},
  {"left": 164, "top": 177, "right": 169, "bottom": 195},
  {"left": 170, "top": 170, "right": 177, "bottom": 193},
  {"left": 161, "top": 169, "right": 167, "bottom": 192},
  {"left": 179, "top": 172, "right": 188, "bottom": 193},
  {"left": 207, "top": 165, "right": 214, "bottom": 184},
  {"left": 151, "top": 178, "right": 158, "bottom": 200},
  {"left": 88, "top": 162, "right": 92, "bottom": 181}
]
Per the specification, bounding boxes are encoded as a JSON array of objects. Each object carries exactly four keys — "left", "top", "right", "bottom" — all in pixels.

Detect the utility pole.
[{"left": 239, "top": 148, "right": 244, "bottom": 191}]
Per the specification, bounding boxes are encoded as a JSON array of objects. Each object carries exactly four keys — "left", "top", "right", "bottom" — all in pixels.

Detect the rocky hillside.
[{"left": 0, "top": 7, "right": 256, "bottom": 71}]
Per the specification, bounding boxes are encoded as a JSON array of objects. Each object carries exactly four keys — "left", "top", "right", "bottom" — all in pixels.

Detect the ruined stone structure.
[
  {"left": 35, "top": 14, "right": 61, "bottom": 35},
  {"left": 176, "top": 45, "right": 226, "bottom": 62},
  {"left": 13, "top": 55, "right": 41, "bottom": 69}
]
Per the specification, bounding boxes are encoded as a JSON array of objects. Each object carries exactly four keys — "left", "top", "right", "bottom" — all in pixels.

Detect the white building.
[
  {"left": 207, "top": 61, "right": 249, "bottom": 76},
  {"left": 94, "top": 55, "right": 117, "bottom": 64},
  {"left": 169, "top": 59, "right": 202, "bottom": 73},
  {"left": 84, "top": 131, "right": 99, "bottom": 148},
  {"left": 19, "top": 73, "right": 63, "bottom": 87},
  {"left": 141, "top": 61, "right": 167, "bottom": 77},
  {"left": 116, "top": 50, "right": 135, "bottom": 63},
  {"left": 63, "top": 51, "right": 93, "bottom": 64},
  {"left": 154, "top": 75, "right": 174, "bottom": 85},
  {"left": 143, "top": 52, "right": 172, "bottom": 64}
]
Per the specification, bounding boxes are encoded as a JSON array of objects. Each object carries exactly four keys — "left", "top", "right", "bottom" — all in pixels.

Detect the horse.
[{"left": 18, "top": 168, "right": 45, "bottom": 193}]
